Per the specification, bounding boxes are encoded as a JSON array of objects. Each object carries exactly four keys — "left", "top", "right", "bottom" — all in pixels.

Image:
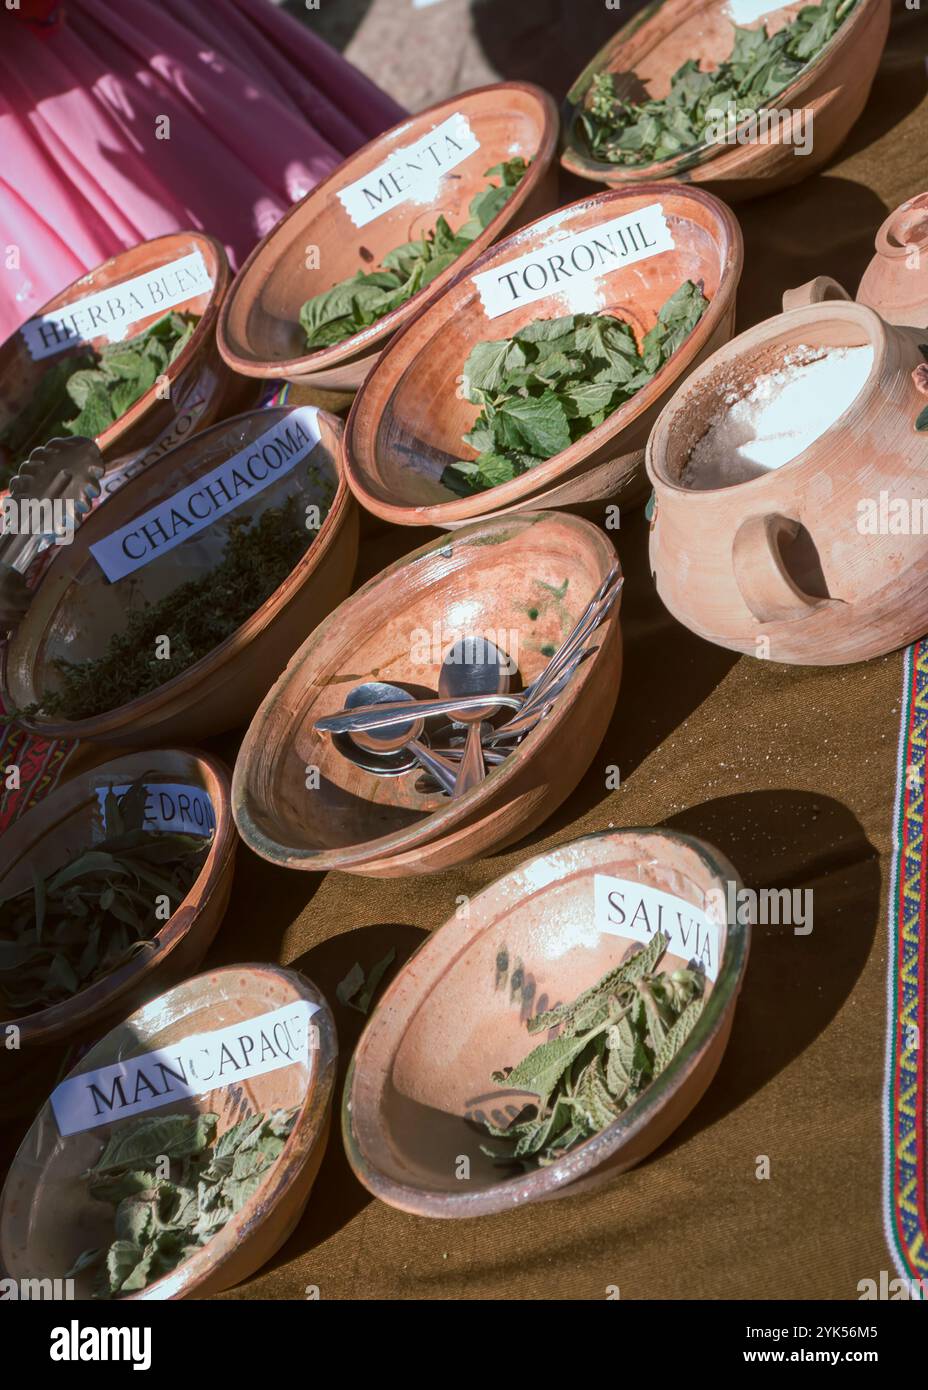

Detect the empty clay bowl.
[
  {"left": 232, "top": 511, "right": 621, "bottom": 877},
  {"left": 342, "top": 184, "right": 742, "bottom": 529},
  {"left": 342, "top": 827, "right": 748, "bottom": 1217},
  {"left": 0, "top": 964, "right": 337, "bottom": 1299},
  {"left": 217, "top": 83, "right": 559, "bottom": 394},
  {"left": 0, "top": 232, "right": 243, "bottom": 489},
  {"left": 560, "top": 0, "right": 890, "bottom": 202},
  {"left": 857, "top": 191, "right": 928, "bottom": 328},
  {"left": 3, "top": 405, "right": 359, "bottom": 747},
  {"left": 0, "top": 749, "right": 236, "bottom": 1049}
]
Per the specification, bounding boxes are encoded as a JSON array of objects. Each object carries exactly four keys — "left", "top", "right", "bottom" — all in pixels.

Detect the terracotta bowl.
[
  {"left": 0, "top": 232, "right": 243, "bottom": 489},
  {"left": 0, "top": 965, "right": 337, "bottom": 1299},
  {"left": 216, "top": 83, "right": 559, "bottom": 395},
  {"left": 646, "top": 295, "right": 928, "bottom": 665},
  {"left": 0, "top": 749, "right": 236, "bottom": 1050},
  {"left": 342, "top": 185, "right": 742, "bottom": 529},
  {"left": 3, "top": 406, "right": 359, "bottom": 747},
  {"left": 232, "top": 511, "right": 621, "bottom": 878},
  {"left": 342, "top": 827, "right": 748, "bottom": 1217},
  {"left": 560, "top": 0, "right": 890, "bottom": 203},
  {"left": 857, "top": 191, "right": 928, "bottom": 328}
]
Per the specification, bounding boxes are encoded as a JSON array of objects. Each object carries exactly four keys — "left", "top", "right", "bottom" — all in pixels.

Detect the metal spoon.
[
  {"left": 341, "top": 681, "right": 459, "bottom": 795},
  {"left": 438, "top": 636, "right": 511, "bottom": 798},
  {"left": 314, "top": 688, "right": 523, "bottom": 736}
]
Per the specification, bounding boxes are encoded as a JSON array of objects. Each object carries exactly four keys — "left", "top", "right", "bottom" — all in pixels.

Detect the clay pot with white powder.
[{"left": 646, "top": 289, "right": 928, "bottom": 665}]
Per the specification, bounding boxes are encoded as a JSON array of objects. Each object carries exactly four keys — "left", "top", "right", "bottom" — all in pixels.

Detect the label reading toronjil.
[
  {"left": 472, "top": 203, "right": 674, "bottom": 319},
  {"left": 20, "top": 250, "right": 213, "bottom": 361},
  {"left": 593, "top": 874, "right": 720, "bottom": 981},
  {"left": 337, "top": 112, "right": 480, "bottom": 228},
  {"left": 50, "top": 1001, "right": 320, "bottom": 1136},
  {"left": 88, "top": 406, "right": 321, "bottom": 583}
]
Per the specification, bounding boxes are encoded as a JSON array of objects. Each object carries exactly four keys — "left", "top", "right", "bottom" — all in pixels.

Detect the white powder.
[{"left": 682, "top": 344, "right": 873, "bottom": 490}]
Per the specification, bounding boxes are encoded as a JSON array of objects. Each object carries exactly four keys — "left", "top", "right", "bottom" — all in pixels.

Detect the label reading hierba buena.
[
  {"left": 337, "top": 112, "right": 480, "bottom": 228},
  {"left": 472, "top": 202, "right": 674, "bottom": 320},
  {"left": 20, "top": 249, "right": 213, "bottom": 362},
  {"left": 88, "top": 405, "right": 321, "bottom": 583},
  {"left": 50, "top": 1001, "right": 319, "bottom": 1136},
  {"left": 93, "top": 782, "right": 216, "bottom": 838},
  {"left": 593, "top": 874, "right": 720, "bottom": 981}
]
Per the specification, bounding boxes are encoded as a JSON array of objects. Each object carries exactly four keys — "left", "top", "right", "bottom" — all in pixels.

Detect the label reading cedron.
[
  {"left": 94, "top": 782, "right": 216, "bottom": 838},
  {"left": 471, "top": 203, "right": 674, "bottom": 320},
  {"left": 337, "top": 112, "right": 480, "bottom": 228},
  {"left": 593, "top": 874, "right": 720, "bottom": 981},
  {"left": 50, "top": 1001, "right": 320, "bottom": 1136},
  {"left": 88, "top": 406, "right": 321, "bottom": 583}
]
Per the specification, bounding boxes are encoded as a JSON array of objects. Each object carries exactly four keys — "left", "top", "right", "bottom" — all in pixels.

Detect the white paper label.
[
  {"left": 725, "top": 0, "right": 780, "bottom": 23},
  {"left": 20, "top": 250, "right": 213, "bottom": 361},
  {"left": 593, "top": 874, "right": 720, "bottom": 981},
  {"left": 472, "top": 203, "right": 674, "bottom": 319},
  {"left": 337, "top": 112, "right": 480, "bottom": 228},
  {"left": 50, "top": 1001, "right": 320, "bottom": 1136},
  {"left": 94, "top": 782, "right": 216, "bottom": 838},
  {"left": 88, "top": 405, "right": 320, "bottom": 583}
]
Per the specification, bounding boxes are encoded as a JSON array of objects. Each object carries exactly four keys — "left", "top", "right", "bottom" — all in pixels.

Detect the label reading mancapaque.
[
  {"left": 337, "top": 112, "right": 480, "bottom": 228},
  {"left": 593, "top": 873, "right": 719, "bottom": 981}
]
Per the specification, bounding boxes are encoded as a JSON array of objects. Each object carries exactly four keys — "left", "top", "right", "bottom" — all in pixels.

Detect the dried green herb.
[
  {"left": 299, "top": 158, "right": 529, "bottom": 350},
  {"left": 66, "top": 1107, "right": 299, "bottom": 1297},
  {"left": 36, "top": 491, "right": 325, "bottom": 721},
  {"left": 336, "top": 947, "right": 397, "bottom": 1015},
  {"left": 480, "top": 931, "right": 705, "bottom": 1169},
  {"left": 0, "top": 312, "right": 198, "bottom": 486},
  {"left": 0, "top": 778, "right": 209, "bottom": 1015},
  {"left": 576, "top": 0, "right": 857, "bottom": 167},
  {"left": 442, "top": 280, "right": 708, "bottom": 496}
]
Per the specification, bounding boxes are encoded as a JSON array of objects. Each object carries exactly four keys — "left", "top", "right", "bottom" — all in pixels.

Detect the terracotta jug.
[{"left": 857, "top": 191, "right": 928, "bottom": 329}]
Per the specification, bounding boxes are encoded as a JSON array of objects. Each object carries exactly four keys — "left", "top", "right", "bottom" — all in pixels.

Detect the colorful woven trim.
[
  {"left": 884, "top": 638, "right": 928, "bottom": 1295},
  {"left": 0, "top": 705, "right": 75, "bottom": 833}
]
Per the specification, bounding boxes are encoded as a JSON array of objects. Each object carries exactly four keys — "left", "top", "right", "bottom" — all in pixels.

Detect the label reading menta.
[
  {"left": 21, "top": 249, "right": 213, "bottom": 361},
  {"left": 88, "top": 406, "right": 321, "bottom": 583},
  {"left": 472, "top": 203, "right": 674, "bottom": 320},
  {"left": 337, "top": 112, "right": 480, "bottom": 228},
  {"left": 593, "top": 873, "right": 720, "bottom": 981}
]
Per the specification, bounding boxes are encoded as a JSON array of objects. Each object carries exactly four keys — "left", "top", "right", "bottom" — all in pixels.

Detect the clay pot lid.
[{"left": 858, "top": 192, "right": 928, "bottom": 328}]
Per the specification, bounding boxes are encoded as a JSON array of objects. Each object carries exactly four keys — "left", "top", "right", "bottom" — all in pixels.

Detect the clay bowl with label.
[
  {"left": 647, "top": 287, "right": 928, "bottom": 665},
  {"left": 0, "top": 749, "right": 236, "bottom": 1054},
  {"left": 343, "top": 827, "right": 748, "bottom": 1217},
  {"left": 0, "top": 231, "right": 244, "bottom": 492},
  {"left": 560, "top": 0, "right": 890, "bottom": 203},
  {"left": 232, "top": 511, "right": 621, "bottom": 878},
  {"left": 217, "top": 83, "right": 559, "bottom": 396},
  {"left": 2, "top": 405, "right": 358, "bottom": 747},
  {"left": 0, "top": 964, "right": 337, "bottom": 1299},
  {"left": 341, "top": 184, "right": 741, "bottom": 529}
]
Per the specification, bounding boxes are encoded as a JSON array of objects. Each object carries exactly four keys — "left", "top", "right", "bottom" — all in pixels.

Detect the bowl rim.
[
  {"left": 0, "top": 962, "right": 338, "bottom": 1300},
  {"left": 340, "top": 181, "right": 743, "bottom": 526},
  {"left": 559, "top": 0, "right": 883, "bottom": 183},
  {"left": 341, "top": 825, "right": 750, "bottom": 1218},
  {"left": 1, "top": 230, "right": 231, "bottom": 458},
  {"left": 4, "top": 404, "right": 355, "bottom": 741},
  {"left": 215, "top": 80, "right": 560, "bottom": 380},
  {"left": 0, "top": 749, "right": 237, "bottom": 1046},
  {"left": 231, "top": 509, "right": 620, "bottom": 871}
]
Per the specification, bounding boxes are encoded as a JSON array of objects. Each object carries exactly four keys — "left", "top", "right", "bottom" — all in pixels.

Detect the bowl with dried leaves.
[
  {"left": 560, "top": 0, "right": 890, "bottom": 202},
  {"left": 2, "top": 404, "right": 358, "bottom": 747},
  {"left": 341, "top": 184, "right": 741, "bottom": 528},
  {"left": 342, "top": 827, "right": 748, "bottom": 1217},
  {"left": 0, "top": 232, "right": 247, "bottom": 494},
  {"left": 217, "top": 83, "right": 559, "bottom": 395},
  {"left": 0, "top": 964, "right": 337, "bottom": 1299}
]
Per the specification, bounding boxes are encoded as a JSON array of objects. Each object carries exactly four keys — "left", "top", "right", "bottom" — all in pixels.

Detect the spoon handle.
[
  {"left": 408, "top": 739, "right": 458, "bottom": 795},
  {"left": 315, "top": 692, "right": 523, "bottom": 734},
  {"left": 452, "top": 721, "right": 487, "bottom": 799}
]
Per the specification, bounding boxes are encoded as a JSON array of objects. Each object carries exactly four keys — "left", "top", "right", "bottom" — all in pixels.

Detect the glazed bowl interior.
[
  {"left": 233, "top": 511, "right": 618, "bottom": 867},
  {"left": 0, "top": 232, "right": 228, "bottom": 474},
  {"left": 344, "top": 829, "right": 748, "bottom": 1216},
  {"left": 219, "top": 84, "right": 556, "bottom": 374},
  {"left": 346, "top": 186, "right": 736, "bottom": 515},
  {"left": 0, "top": 966, "right": 335, "bottom": 1299},
  {"left": 4, "top": 406, "right": 343, "bottom": 729}
]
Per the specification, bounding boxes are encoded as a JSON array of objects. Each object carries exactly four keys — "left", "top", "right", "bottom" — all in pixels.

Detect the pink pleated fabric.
[{"left": 0, "top": 0, "right": 405, "bottom": 338}]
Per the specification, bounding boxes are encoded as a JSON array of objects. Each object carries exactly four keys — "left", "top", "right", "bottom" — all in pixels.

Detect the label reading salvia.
[
  {"left": 472, "top": 203, "right": 674, "bottom": 320},
  {"left": 50, "top": 1001, "right": 320, "bottom": 1137},
  {"left": 593, "top": 874, "right": 720, "bottom": 981},
  {"left": 94, "top": 782, "right": 216, "bottom": 838},
  {"left": 337, "top": 112, "right": 480, "bottom": 229},
  {"left": 89, "top": 405, "right": 321, "bottom": 583},
  {"left": 20, "top": 249, "right": 213, "bottom": 362}
]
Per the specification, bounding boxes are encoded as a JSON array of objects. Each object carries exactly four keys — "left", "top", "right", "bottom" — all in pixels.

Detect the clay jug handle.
[
  {"left": 732, "top": 513, "right": 831, "bottom": 624},
  {"left": 781, "top": 276, "right": 852, "bottom": 312}
]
